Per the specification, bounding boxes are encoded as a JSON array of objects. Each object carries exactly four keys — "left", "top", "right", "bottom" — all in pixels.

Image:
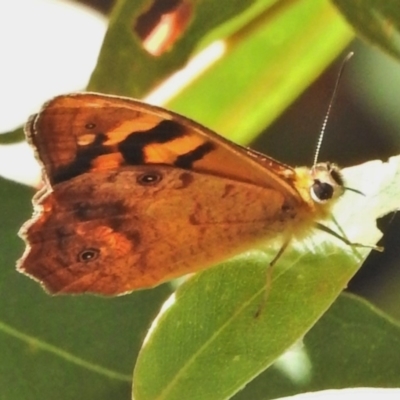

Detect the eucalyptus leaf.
[{"left": 234, "top": 293, "right": 400, "bottom": 399}]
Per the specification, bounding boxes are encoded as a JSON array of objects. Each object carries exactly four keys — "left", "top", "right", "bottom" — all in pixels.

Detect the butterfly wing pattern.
[{"left": 18, "top": 93, "right": 345, "bottom": 295}]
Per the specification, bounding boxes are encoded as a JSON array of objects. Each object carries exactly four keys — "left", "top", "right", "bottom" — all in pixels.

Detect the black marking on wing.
[
  {"left": 174, "top": 141, "right": 215, "bottom": 169},
  {"left": 52, "top": 133, "right": 108, "bottom": 184},
  {"left": 51, "top": 120, "right": 185, "bottom": 185},
  {"left": 118, "top": 120, "right": 185, "bottom": 165}
]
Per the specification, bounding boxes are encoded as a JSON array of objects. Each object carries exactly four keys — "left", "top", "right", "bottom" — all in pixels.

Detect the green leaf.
[
  {"left": 133, "top": 155, "right": 400, "bottom": 400},
  {"left": 332, "top": 0, "right": 400, "bottom": 60},
  {"left": 168, "top": 0, "right": 353, "bottom": 144},
  {"left": 233, "top": 293, "right": 400, "bottom": 399},
  {"left": 88, "top": 0, "right": 273, "bottom": 96},
  {"left": 0, "top": 179, "right": 172, "bottom": 399}
]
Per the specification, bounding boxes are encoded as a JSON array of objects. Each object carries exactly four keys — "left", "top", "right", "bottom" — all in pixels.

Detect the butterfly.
[{"left": 17, "top": 92, "right": 364, "bottom": 296}]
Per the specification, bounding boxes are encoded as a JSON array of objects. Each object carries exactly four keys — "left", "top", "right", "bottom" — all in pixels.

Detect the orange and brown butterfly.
[{"left": 17, "top": 92, "right": 350, "bottom": 296}]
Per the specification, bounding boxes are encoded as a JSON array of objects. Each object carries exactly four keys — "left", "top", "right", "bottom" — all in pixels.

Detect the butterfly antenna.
[{"left": 313, "top": 52, "right": 354, "bottom": 166}]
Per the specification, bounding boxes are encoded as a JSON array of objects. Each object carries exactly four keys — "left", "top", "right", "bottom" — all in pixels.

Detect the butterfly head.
[{"left": 309, "top": 162, "right": 344, "bottom": 204}]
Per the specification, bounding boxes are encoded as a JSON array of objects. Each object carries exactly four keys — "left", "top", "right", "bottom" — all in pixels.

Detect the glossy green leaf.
[
  {"left": 233, "top": 293, "right": 400, "bottom": 399},
  {"left": 88, "top": 0, "right": 275, "bottom": 96},
  {"left": 133, "top": 156, "right": 400, "bottom": 400},
  {"left": 332, "top": 0, "right": 400, "bottom": 60},
  {"left": 168, "top": 0, "right": 353, "bottom": 144}
]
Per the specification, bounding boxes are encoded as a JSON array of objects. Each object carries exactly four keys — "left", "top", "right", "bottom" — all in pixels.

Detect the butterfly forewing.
[{"left": 27, "top": 93, "right": 300, "bottom": 202}]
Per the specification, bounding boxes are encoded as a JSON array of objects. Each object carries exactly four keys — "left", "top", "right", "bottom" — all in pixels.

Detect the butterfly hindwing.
[{"left": 19, "top": 165, "right": 288, "bottom": 294}]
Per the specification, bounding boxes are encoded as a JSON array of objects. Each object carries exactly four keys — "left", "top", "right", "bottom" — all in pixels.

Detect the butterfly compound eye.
[
  {"left": 78, "top": 248, "right": 100, "bottom": 263},
  {"left": 137, "top": 171, "right": 163, "bottom": 185},
  {"left": 310, "top": 180, "right": 334, "bottom": 203}
]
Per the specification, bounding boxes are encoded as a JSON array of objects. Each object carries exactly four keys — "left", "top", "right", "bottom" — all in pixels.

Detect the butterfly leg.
[
  {"left": 255, "top": 237, "right": 292, "bottom": 318},
  {"left": 315, "top": 221, "right": 384, "bottom": 252}
]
